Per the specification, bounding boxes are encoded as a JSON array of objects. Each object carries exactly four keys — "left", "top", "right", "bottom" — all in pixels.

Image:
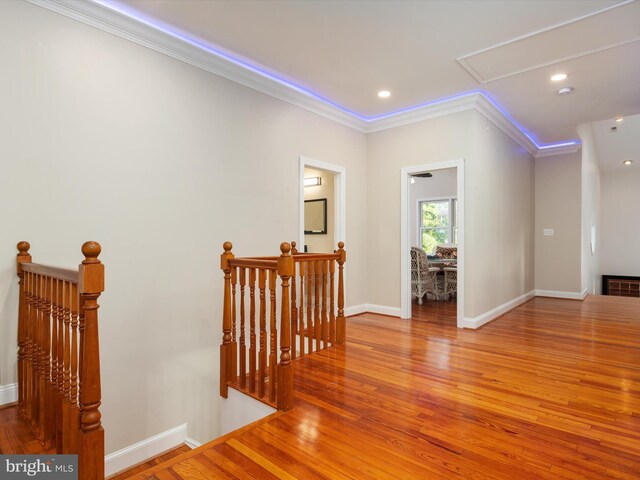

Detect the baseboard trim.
[
  {"left": 463, "top": 290, "right": 535, "bottom": 329},
  {"left": 346, "top": 304, "right": 403, "bottom": 318},
  {"left": 105, "top": 423, "right": 187, "bottom": 477},
  {"left": 345, "top": 304, "right": 367, "bottom": 317},
  {"left": 184, "top": 437, "right": 201, "bottom": 449},
  {"left": 0, "top": 384, "right": 17, "bottom": 406},
  {"left": 535, "top": 289, "right": 588, "bottom": 300},
  {"left": 364, "top": 304, "right": 402, "bottom": 317}
]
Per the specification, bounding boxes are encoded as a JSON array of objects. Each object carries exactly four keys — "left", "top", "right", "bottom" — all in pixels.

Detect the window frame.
[{"left": 416, "top": 196, "right": 458, "bottom": 254}]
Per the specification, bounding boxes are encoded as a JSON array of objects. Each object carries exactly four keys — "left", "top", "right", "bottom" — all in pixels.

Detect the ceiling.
[
  {"left": 101, "top": 0, "right": 640, "bottom": 148},
  {"left": 592, "top": 113, "right": 640, "bottom": 172}
]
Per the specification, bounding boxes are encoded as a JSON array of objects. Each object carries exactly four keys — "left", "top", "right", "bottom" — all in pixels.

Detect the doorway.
[
  {"left": 401, "top": 160, "right": 465, "bottom": 328},
  {"left": 298, "top": 156, "right": 346, "bottom": 253}
]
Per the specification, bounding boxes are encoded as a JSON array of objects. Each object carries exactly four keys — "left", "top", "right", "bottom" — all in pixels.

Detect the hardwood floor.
[
  {"left": 109, "top": 445, "right": 192, "bottom": 479},
  {"left": 0, "top": 403, "right": 48, "bottom": 455},
  {"left": 131, "top": 295, "right": 640, "bottom": 479},
  {"left": 0, "top": 401, "right": 190, "bottom": 478},
  {"left": 411, "top": 297, "right": 457, "bottom": 325}
]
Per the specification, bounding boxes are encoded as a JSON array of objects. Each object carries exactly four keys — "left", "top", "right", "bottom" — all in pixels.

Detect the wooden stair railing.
[
  {"left": 16, "top": 241, "right": 105, "bottom": 480},
  {"left": 220, "top": 241, "right": 346, "bottom": 411}
]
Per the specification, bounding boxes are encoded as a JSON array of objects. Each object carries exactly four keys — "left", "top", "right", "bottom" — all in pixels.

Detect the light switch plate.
[{"left": 543, "top": 229, "right": 554, "bottom": 236}]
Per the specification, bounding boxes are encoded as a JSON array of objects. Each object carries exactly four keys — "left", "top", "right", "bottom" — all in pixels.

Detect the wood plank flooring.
[
  {"left": 109, "top": 445, "right": 192, "bottom": 479},
  {"left": 0, "top": 403, "right": 48, "bottom": 455},
  {"left": 133, "top": 295, "right": 640, "bottom": 479}
]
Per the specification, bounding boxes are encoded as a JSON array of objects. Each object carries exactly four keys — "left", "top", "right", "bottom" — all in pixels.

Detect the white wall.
[
  {"left": 367, "top": 110, "right": 534, "bottom": 319},
  {"left": 409, "top": 168, "right": 457, "bottom": 247},
  {"left": 303, "top": 167, "right": 335, "bottom": 252},
  {"left": 0, "top": 1, "right": 368, "bottom": 453},
  {"left": 600, "top": 170, "right": 640, "bottom": 276},
  {"left": 534, "top": 153, "right": 582, "bottom": 293},
  {"left": 577, "top": 124, "right": 602, "bottom": 294}
]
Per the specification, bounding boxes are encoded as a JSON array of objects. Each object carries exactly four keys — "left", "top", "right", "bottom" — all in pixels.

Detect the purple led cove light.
[
  {"left": 93, "top": 0, "right": 367, "bottom": 119},
  {"left": 480, "top": 91, "right": 581, "bottom": 149},
  {"left": 96, "top": 0, "right": 581, "bottom": 150}
]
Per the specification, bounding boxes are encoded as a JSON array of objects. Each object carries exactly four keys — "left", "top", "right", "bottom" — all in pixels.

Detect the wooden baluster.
[
  {"left": 62, "top": 280, "right": 72, "bottom": 452},
  {"left": 16, "top": 242, "right": 31, "bottom": 415},
  {"left": 29, "top": 272, "right": 37, "bottom": 429},
  {"left": 43, "top": 275, "right": 54, "bottom": 448},
  {"left": 39, "top": 274, "right": 49, "bottom": 440},
  {"left": 220, "top": 242, "right": 234, "bottom": 397},
  {"left": 230, "top": 267, "right": 237, "bottom": 384},
  {"left": 23, "top": 270, "right": 32, "bottom": 420},
  {"left": 268, "top": 269, "right": 277, "bottom": 404},
  {"left": 306, "top": 261, "right": 313, "bottom": 354},
  {"left": 321, "top": 261, "right": 328, "bottom": 349},
  {"left": 249, "top": 268, "right": 257, "bottom": 394},
  {"left": 34, "top": 273, "right": 43, "bottom": 436},
  {"left": 336, "top": 242, "right": 347, "bottom": 344},
  {"left": 329, "top": 259, "right": 336, "bottom": 346},
  {"left": 50, "top": 279, "right": 59, "bottom": 449},
  {"left": 258, "top": 269, "right": 267, "bottom": 398},
  {"left": 291, "top": 241, "right": 298, "bottom": 358},
  {"left": 314, "top": 260, "right": 321, "bottom": 352},
  {"left": 237, "top": 267, "right": 246, "bottom": 390},
  {"left": 24, "top": 271, "right": 34, "bottom": 422},
  {"left": 57, "top": 281, "right": 68, "bottom": 453},
  {"left": 291, "top": 261, "right": 297, "bottom": 360},
  {"left": 291, "top": 241, "right": 304, "bottom": 360},
  {"left": 277, "top": 243, "right": 294, "bottom": 411},
  {"left": 78, "top": 241, "right": 105, "bottom": 480},
  {"left": 69, "top": 283, "right": 80, "bottom": 454},
  {"left": 29, "top": 271, "right": 38, "bottom": 426},
  {"left": 298, "top": 262, "right": 305, "bottom": 357}
]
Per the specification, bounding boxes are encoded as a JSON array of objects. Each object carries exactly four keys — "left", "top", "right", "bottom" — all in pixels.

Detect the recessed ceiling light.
[
  {"left": 623, "top": 160, "right": 633, "bottom": 165},
  {"left": 377, "top": 90, "right": 391, "bottom": 98},
  {"left": 557, "top": 86, "right": 574, "bottom": 95},
  {"left": 616, "top": 117, "right": 624, "bottom": 123},
  {"left": 550, "top": 73, "right": 568, "bottom": 82}
]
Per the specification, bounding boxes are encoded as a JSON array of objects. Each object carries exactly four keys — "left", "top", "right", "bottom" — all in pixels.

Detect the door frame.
[
  {"left": 400, "top": 159, "right": 465, "bottom": 328},
  {"left": 298, "top": 156, "right": 346, "bottom": 252}
]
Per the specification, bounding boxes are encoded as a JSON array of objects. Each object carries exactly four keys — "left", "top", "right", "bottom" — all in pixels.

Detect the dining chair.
[
  {"left": 411, "top": 247, "right": 442, "bottom": 304},
  {"left": 444, "top": 267, "right": 457, "bottom": 299}
]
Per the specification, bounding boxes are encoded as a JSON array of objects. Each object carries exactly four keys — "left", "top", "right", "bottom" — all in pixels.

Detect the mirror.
[{"left": 304, "top": 198, "right": 327, "bottom": 234}]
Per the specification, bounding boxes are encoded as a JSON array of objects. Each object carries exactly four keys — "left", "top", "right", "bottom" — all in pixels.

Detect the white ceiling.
[
  {"left": 106, "top": 0, "right": 640, "bottom": 146},
  {"left": 592, "top": 113, "right": 640, "bottom": 172},
  {"left": 106, "top": 0, "right": 640, "bottom": 144}
]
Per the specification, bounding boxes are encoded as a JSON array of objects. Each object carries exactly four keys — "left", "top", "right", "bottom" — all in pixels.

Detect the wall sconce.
[{"left": 304, "top": 177, "right": 321, "bottom": 187}]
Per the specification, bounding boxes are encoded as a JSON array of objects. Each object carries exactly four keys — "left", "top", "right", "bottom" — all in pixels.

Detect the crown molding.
[
  {"left": 27, "top": 0, "right": 368, "bottom": 132},
  {"left": 471, "top": 94, "right": 539, "bottom": 155},
  {"left": 365, "top": 93, "right": 481, "bottom": 134},
  {"left": 535, "top": 143, "right": 582, "bottom": 157},
  {"left": 28, "top": 0, "right": 580, "bottom": 158}
]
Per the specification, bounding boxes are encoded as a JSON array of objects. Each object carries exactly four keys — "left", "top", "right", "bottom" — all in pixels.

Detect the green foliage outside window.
[{"left": 419, "top": 200, "right": 456, "bottom": 254}]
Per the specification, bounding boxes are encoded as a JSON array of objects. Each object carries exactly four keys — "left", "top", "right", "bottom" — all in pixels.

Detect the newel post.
[
  {"left": 16, "top": 241, "right": 32, "bottom": 412},
  {"left": 78, "top": 241, "right": 104, "bottom": 480},
  {"left": 277, "top": 242, "right": 294, "bottom": 411},
  {"left": 220, "top": 242, "right": 234, "bottom": 398},
  {"left": 336, "top": 242, "right": 347, "bottom": 344}
]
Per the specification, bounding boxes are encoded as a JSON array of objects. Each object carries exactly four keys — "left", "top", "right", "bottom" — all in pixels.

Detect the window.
[{"left": 418, "top": 198, "right": 457, "bottom": 254}]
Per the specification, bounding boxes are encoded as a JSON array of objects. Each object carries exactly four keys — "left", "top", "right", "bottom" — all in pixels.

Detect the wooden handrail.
[
  {"left": 21, "top": 263, "right": 80, "bottom": 284},
  {"left": 228, "top": 258, "right": 278, "bottom": 270},
  {"left": 219, "top": 240, "right": 346, "bottom": 411},
  {"left": 16, "top": 241, "right": 105, "bottom": 480},
  {"left": 292, "top": 253, "right": 340, "bottom": 261}
]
